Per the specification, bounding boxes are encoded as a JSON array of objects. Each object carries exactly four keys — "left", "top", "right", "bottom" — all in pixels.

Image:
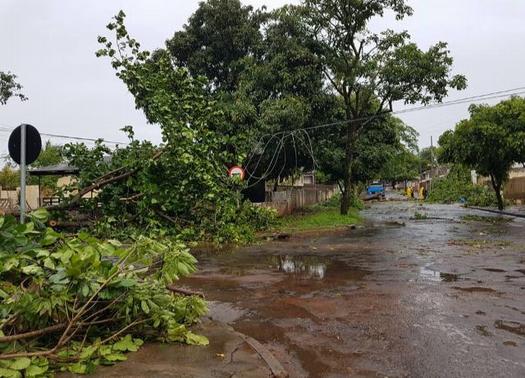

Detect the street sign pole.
[
  {"left": 20, "top": 124, "right": 26, "bottom": 223},
  {"left": 8, "top": 124, "right": 42, "bottom": 223}
]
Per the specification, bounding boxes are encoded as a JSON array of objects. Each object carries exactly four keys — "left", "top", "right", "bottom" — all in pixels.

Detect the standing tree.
[
  {"left": 439, "top": 97, "right": 525, "bottom": 210},
  {"left": 0, "top": 164, "right": 19, "bottom": 189},
  {"left": 166, "top": 0, "right": 266, "bottom": 92},
  {"left": 0, "top": 71, "right": 27, "bottom": 105},
  {"left": 166, "top": 2, "right": 333, "bottom": 183},
  {"left": 301, "top": 0, "right": 466, "bottom": 214},
  {"left": 316, "top": 115, "right": 417, "bottom": 191}
]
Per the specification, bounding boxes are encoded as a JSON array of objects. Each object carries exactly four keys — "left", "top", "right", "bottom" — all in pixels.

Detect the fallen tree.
[
  {"left": 47, "top": 12, "right": 276, "bottom": 243},
  {"left": 0, "top": 209, "right": 207, "bottom": 376}
]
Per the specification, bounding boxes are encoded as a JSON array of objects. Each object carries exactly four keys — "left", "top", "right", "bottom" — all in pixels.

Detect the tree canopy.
[
  {"left": 0, "top": 70, "right": 27, "bottom": 105},
  {"left": 166, "top": 0, "right": 265, "bottom": 92},
  {"left": 301, "top": 0, "right": 466, "bottom": 213},
  {"left": 439, "top": 97, "right": 525, "bottom": 209}
]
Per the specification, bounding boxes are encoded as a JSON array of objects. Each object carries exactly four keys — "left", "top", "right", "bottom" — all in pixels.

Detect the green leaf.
[
  {"left": 113, "top": 334, "right": 139, "bottom": 352},
  {"left": 0, "top": 367, "right": 21, "bottom": 378},
  {"left": 79, "top": 345, "right": 98, "bottom": 360},
  {"left": 25, "top": 364, "right": 48, "bottom": 377},
  {"left": 185, "top": 332, "right": 209, "bottom": 346},
  {"left": 103, "top": 353, "right": 127, "bottom": 362},
  {"left": 41, "top": 229, "right": 60, "bottom": 246},
  {"left": 35, "top": 249, "right": 50, "bottom": 258},
  {"left": 117, "top": 278, "right": 136, "bottom": 288},
  {"left": 140, "top": 300, "right": 150, "bottom": 314},
  {"left": 2, "top": 258, "right": 18, "bottom": 272},
  {"left": 21, "top": 265, "right": 44, "bottom": 276},
  {"left": 67, "top": 362, "right": 87, "bottom": 374},
  {"left": 30, "top": 208, "right": 49, "bottom": 222},
  {"left": 81, "top": 284, "right": 90, "bottom": 297},
  {"left": 8, "top": 358, "right": 31, "bottom": 371},
  {"left": 43, "top": 257, "right": 55, "bottom": 269}
]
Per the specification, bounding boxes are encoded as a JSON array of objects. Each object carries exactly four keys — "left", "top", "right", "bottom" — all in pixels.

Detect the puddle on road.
[
  {"left": 419, "top": 265, "right": 460, "bottom": 282},
  {"left": 268, "top": 255, "right": 371, "bottom": 283},
  {"left": 272, "top": 255, "right": 328, "bottom": 279},
  {"left": 207, "top": 301, "right": 249, "bottom": 323}
]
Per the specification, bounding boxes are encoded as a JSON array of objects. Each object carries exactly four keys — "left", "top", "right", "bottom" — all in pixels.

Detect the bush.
[
  {"left": 317, "top": 192, "right": 363, "bottom": 211},
  {"left": 0, "top": 209, "right": 207, "bottom": 376}
]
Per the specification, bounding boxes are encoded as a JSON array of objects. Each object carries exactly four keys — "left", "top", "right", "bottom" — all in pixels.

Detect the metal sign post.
[
  {"left": 8, "top": 124, "right": 42, "bottom": 224},
  {"left": 20, "top": 124, "right": 26, "bottom": 223}
]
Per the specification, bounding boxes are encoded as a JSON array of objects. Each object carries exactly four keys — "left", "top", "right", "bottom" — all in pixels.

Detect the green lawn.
[{"left": 277, "top": 205, "right": 361, "bottom": 232}]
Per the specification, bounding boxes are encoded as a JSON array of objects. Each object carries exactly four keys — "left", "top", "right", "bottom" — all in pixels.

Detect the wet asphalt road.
[{"left": 181, "top": 201, "right": 525, "bottom": 377}]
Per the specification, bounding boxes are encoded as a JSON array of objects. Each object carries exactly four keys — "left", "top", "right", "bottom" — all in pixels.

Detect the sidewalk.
[{"left": 65, "top": 320, "right": 285, "bottom": 378}]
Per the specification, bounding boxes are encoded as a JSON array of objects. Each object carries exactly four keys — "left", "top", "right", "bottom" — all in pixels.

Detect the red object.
[{"left": 227, "top": 165, "right": 245, "bottom": 180}]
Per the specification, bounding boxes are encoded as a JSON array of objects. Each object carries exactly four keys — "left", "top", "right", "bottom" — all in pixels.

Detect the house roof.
[{"left": 29, "top": 164, "right": 79, "bottom": 176}]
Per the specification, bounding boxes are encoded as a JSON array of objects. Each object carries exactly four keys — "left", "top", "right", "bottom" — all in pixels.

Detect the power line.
[
  {"left": 1, "top": 86, "right": 523, "bottom": 146},
  {"left": 297, "top": 89, "right": 525, "bottom": 134},
  {"left": 0, "top": 125, "right": 126, "bottom": 145},
  {"left": 241, "top": 87, "right": 525, "bottom": 182}
]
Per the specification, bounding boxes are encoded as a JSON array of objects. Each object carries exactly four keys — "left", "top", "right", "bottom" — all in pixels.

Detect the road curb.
[
  {"left": 466, "top": 206, "right": 525, "bottom": 219},
  {"left": 235, "top": 332, "right": 288, "bottom": 378}
]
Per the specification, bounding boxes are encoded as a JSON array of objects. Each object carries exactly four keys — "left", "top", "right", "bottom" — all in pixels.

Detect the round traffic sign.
[
  {"left": 8, "top": 124, "right": 42, "bottom": 165},
  {"left": 228, "top": 165, "right": 245, "bottom": 180}
]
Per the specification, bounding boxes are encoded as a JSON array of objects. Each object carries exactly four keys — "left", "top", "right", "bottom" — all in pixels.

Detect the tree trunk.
[
  {"left": 490, "top": 174, "right": 504, "bottom": 210},
  {"left": 340, "top": 117, "right": 357, "bottom": 215}
]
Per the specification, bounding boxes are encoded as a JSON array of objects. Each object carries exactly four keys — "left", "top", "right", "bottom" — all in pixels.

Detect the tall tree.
[
  {"left": 316, "top": 114, "right": 416, "bottom": 190},
  {"left": 301, "top": 0, "right": 466, "bottom": 214},
  {"left": 0, "top": 71, "right": 27, "bottom": 105},
  {"left": 237, "top": 5, "right": 333, "bottom": 183},
  {"left": 166, "top": 2, "right": 333, "bottom": 183},
  {"left": 0, "top": 164, "right": 19, "bottom": 189},
  {"left": 439, "top": 97, "right": 525, "bottom": 210},
  {"left": 166, "top": 0, "right": 265, "bottom": 92},
  {"left": 419, "top": 146, "right": 439, "bottom": 171}
]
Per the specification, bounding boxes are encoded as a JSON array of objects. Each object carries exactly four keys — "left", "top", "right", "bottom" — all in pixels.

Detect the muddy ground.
[{"left": 180, "top": 201, "right": 525, "bottom": 377}]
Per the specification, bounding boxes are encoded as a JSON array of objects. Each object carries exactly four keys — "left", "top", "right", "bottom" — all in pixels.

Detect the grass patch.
[
  {"left": 277, "top": 203, "right": 361, "bottom": 232},
  {"left": 412, "top": 211, "right": 429, "bottom": 220}
]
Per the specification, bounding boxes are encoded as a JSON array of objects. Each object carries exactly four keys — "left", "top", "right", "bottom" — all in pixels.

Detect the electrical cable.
[{"left": 0, "top": 125, "right": 126, "bottom": 144}]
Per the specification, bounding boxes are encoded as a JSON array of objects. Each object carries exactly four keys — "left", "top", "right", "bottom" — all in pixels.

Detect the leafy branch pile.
[
  {"left": 426, "top": 165, "right": 498, "bottom": 207},
  {"left": 0, "top": 209, "right": 207, "bottom": 376}
]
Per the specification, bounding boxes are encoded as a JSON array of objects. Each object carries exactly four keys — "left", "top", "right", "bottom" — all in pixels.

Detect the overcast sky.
[{"left": 1, "top": 0, "right": 524, "bottom": 155}]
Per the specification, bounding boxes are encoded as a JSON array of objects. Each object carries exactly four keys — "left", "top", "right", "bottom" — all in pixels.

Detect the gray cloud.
[{"left": 1, "top": 0, "right": 523, "bottom": 155}]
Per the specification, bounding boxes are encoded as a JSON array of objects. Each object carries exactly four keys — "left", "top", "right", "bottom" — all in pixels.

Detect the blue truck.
[{"left": 366, "top": 182, "right": 385, "bottom": 199}]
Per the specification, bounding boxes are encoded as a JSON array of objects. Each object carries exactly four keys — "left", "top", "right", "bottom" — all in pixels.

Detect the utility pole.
[{"left": 429, "top": 136, "right": 434, "bottom": 193}]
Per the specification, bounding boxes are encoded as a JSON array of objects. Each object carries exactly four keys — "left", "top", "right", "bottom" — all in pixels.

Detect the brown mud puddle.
[{"left": 180, "top": 201, "right": 525, "bottom": 377}]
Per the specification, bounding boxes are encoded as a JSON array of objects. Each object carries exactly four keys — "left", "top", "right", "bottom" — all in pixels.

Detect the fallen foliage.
[{"left": 0, "top": 209, "right": 207, "bottom": 376}]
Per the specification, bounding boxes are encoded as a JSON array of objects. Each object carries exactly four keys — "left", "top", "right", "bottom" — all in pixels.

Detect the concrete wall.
[
  {"left": 0, "top": 185, "right": 40, "bottom": 212},
  {"left": 260, "top": 184, "right": 339, "bottom": 216},
  {"left": 504, "top": 176, "right": 525, "bottom": 203}
]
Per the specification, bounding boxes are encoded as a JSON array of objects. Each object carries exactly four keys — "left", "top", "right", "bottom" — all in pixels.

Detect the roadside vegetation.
[
  {"left": 426, "top": 165, "right": 499, "bottom": 207},
  {"left": 438, "top": 97, "right": 525, "bottom": 210},
  {"left": 277, "top": 195, "right": 361, "bottom": 232}
]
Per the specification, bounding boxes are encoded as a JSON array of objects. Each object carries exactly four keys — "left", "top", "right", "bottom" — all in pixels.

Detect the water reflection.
[
  {"left": 273, "top": 255, "right": 328, "bottom": 279},
  {"left": 419, "top": 265, "right": 459, "bottom": 282}
]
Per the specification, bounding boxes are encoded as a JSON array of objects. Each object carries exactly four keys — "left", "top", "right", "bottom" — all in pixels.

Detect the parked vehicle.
[{"left": 366, "top": 182, "right": 385, "bottom": 198}]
